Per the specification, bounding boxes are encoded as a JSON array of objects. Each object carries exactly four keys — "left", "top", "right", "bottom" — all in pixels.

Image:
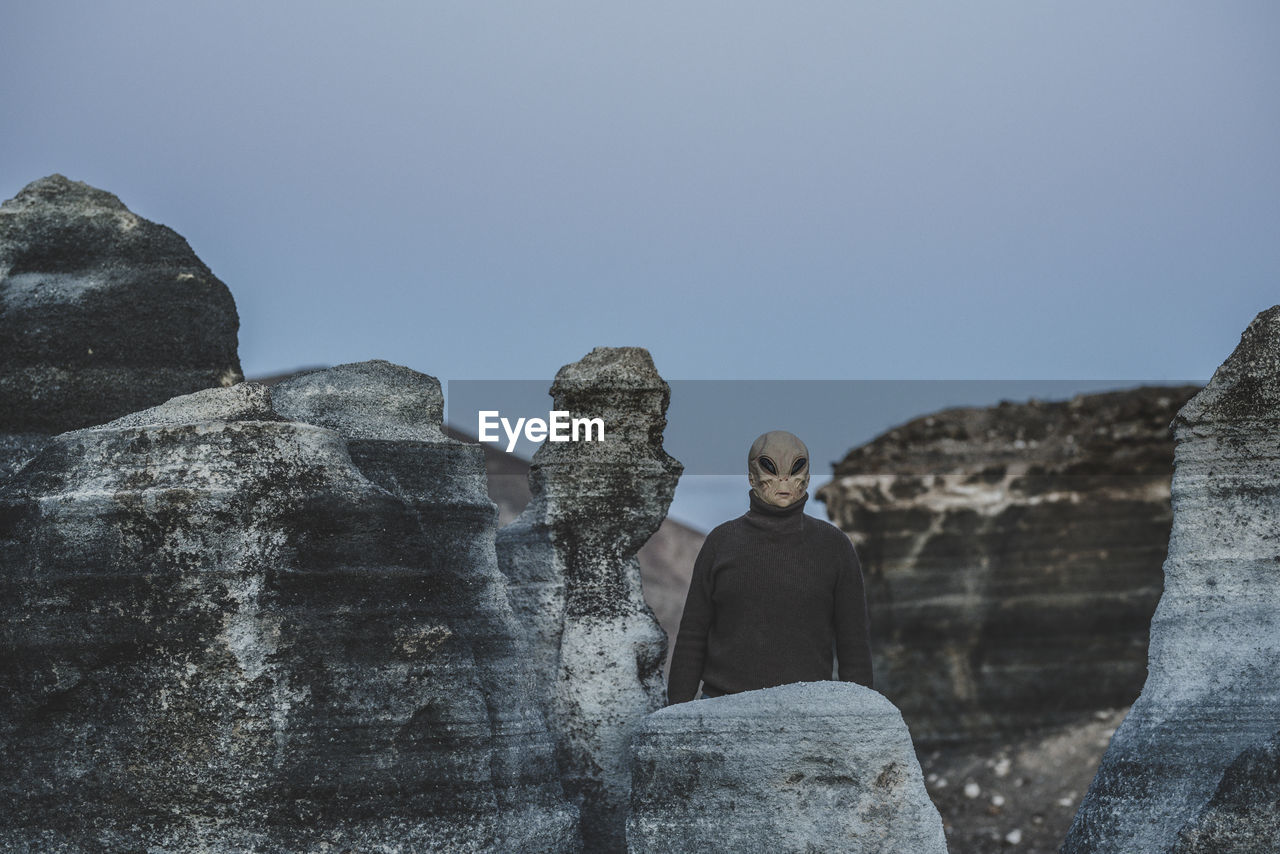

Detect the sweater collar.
[{"left": 743, "top": 489, "right": 808, "bottom": 533}]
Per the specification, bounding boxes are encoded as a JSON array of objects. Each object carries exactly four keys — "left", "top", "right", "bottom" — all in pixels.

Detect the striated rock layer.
[
  {"left": 628, "top": 681, "right": 948, "bottom": 854},
  {"left": 272, "top": 361, "right": 579, "bottom": 851},
  {"left": 817, "top": 385, "right": 1199, "bottom": 744},
  {"left": 1167, "top": 726, "right": 1280, "bottom": 854},
  {"left": 1062, "top": 305, "right": 1280, "bottom": 854},
  {"left": 0, "top": 175, "right": 241, "bottom": 477},
  {"left": 496, "top": 347, "right": 683, "bottom": 854},
  {"left": 0, "top": 376, "right": 577, "bottom": 853}
]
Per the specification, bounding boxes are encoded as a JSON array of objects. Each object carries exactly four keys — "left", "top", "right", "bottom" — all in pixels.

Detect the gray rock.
[
  {"left": 496, "top": 346, "right": 683, "bottom": 853},
  {"left": 274, "top": 361, "right": 580, "bottom": 852},
  {"left": 0, "top": 175, "right": 242, "bottom": 459},
  {"left": 1168, "top": 727, "right": 1280, "bottom": 854},
  {"left": 628, "top": 681, "right": 949, "bottom": 854},
  {"left": 817, "top": 385, "right": 1198, "bottom": 745},
  {"left": 1061, "top": 305, "right": 1280, "bottom": 854},
  {"left": 0, "top": 379, "right": 575, "bottom": 852}
]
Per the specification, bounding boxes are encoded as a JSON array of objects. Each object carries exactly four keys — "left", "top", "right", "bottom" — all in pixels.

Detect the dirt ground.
[{"left": 918, "top": 707, "right": 1129, "bottom": 854}]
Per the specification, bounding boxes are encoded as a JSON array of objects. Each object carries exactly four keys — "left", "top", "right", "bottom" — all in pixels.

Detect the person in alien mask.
[{"left": 666, "top": 430, "right": 873, "bottom": 704}]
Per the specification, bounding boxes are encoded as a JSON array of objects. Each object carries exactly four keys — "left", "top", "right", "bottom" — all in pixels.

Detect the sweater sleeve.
[
  {"left": 833, "top": 535, "right": 874, "bottom": 689},
  {"left": 666, "top": 535, "right": 717, "bottom": 705}
]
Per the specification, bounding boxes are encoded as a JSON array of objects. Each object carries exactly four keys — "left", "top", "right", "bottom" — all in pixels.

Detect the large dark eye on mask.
[
  {"left": 759, "top": 456, "right": 778, "bottom": 475},
  {"left": 790, "top": 458, "right": 807, "bottom": 475}
]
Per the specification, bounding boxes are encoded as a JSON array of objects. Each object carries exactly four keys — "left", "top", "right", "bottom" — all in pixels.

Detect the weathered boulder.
[
  {"left": 1062, "top": 305, "right": 1280, "bottom": 854},
  {"left": 817, "top": 385, "right": 1199, "bottom": 744},
  {"left": 628, "top": 681, "right": 948, "bottom": 854},
  {"left": 0, "top": 175, "right": 242, "bottom": 477},
  {"left": 0, "top": 379, "right": 576, "bottom": 852},
  {"left": 496, "top": 346, "right": 683, "bottom": 853}
]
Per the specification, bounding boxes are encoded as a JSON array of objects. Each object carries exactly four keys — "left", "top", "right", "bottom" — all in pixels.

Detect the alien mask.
[{"left": 747, "top": 430, "right": 810, "bottom": 508}]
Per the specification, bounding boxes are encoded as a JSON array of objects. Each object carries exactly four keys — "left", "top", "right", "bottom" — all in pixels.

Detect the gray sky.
[{"left": 4, "top": 3, "right": 1277, "bottom": 528}]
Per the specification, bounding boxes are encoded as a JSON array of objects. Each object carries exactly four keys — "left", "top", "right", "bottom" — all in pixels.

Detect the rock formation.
[
  {"left": 496, "top": 347, "right": 683, "bottom": 853},
  {"left": 628, "top": 681, "right": 948, "bottom": 854},
  {"left": 1061, "top": 305, "right": 1280, "bottom": 854},
  {"left": 444, "top": 415, "right": 704, "bottom": 678},
  {"left": 272, "top": 361, "right": 579, "bottom": 851},
  {"left": 1167, "top": 727, "right": 1280, "bottom": 854},
  {"left": 0, "top": 377, "right": 578, "bottom": 852},
  {"left": 816, "top": 385, "right": 1200, "bottom": 744},
  {"left": 0, "top": 175, "right": 242, "bottom": 477}
]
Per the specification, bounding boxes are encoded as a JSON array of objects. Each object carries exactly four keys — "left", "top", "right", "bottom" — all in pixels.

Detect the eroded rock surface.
[
  {"left": 0, "top": 175, "right": 242, "bottom": 477},
  {"left": 0, "top": 378, "right": 577, "bottom": 852},
  {"left": 817, "top": 385, "right": 1199, "bottom": 744},
  {"left": 496, "top": 346, "right": 683, "bottom": 853},
  {"left": 1168, "top": 727, "right": 1280, "bottom": 854},
  {"left": 628, "top": 681, "right": 948, "bottom": 854},
  {"left": 273, "top": 360, "right": 578, "bottom": 851},
  {"left": 1062, "top": 306, "right": 1280, "bottom": 854}
]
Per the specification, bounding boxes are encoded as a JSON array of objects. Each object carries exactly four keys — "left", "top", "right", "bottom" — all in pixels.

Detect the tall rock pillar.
[
  {"left": 1062, "top": 305, "right": 1280, "bottom": 853},
  {"left": 496, "top": 347, "right": 683, "bottom": 853}
]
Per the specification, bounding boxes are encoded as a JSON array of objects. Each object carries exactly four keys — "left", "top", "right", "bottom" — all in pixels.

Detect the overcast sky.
[{"left": 3, "top": 3, "right": 1277, "bottom": 528}]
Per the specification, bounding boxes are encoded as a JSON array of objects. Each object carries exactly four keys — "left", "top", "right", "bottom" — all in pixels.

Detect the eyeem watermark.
[{"left": 478, "top": 411, "right": 605, "bottom": 453}]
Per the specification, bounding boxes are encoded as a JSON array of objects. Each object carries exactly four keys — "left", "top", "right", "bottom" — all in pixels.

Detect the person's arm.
[
  {"left": 833, "top": 535, "right": 874, "bottom": 689},
  {"left": 666, "top": 536, "right": 717, "bottom": 705}
]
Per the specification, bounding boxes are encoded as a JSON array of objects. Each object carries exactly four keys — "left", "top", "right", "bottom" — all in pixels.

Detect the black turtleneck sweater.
[{"left": 666, "top": 491, "right": 873, "bottom": 705}]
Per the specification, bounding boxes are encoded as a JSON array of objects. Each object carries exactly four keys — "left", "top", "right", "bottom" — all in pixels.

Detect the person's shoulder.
[
  {"left": 804, "top": 514, "right": 857, "bottom": 550},
  {"left": 802, "top": 512, "right": 846, "bottom": 538}
]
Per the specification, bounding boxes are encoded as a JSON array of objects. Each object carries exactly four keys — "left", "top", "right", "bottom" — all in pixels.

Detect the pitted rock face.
[
  {"left": 0, "top": 174, "right": 242, "bottom": 472},
  {"left": 1063, "top": 305, "right": 1280, "bottom": 854},
  {"left": 496, "top": 346, "right": 683, "bottom": 854},
  {"left": 628, "top": 682, "right": 948, "bottom": 854},
  {"left": 0, "top": 381, "right": 576, "bottom": 853},
  {"left": 271, "top": 359, "right": 447, "bottom": 442}
]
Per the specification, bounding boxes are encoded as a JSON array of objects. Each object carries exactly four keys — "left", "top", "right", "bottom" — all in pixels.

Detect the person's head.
[{"left": 747, "top": 430, "right": 809, "bottom": 508}]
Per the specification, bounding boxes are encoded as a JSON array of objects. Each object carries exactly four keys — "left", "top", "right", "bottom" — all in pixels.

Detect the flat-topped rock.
[
  {"left": 271, "top": 359, "right": 447, "bottom": 442},
  {"left": 629, "top": 681, "right": 948, "bottom": 854}
]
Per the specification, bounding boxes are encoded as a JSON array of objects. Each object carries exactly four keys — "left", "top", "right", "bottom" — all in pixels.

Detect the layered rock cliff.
[
  {"left": 817, "top": 384, "right": 1200, "bottom": 745},
  {"left": 0, "top": 378, "right": 579, "bottom": 853},
  {"left": 1062, "top": 305, "right": 1280, "bottom": 854},
  {"left": 0, "top": 175, "right": 241, "bottom": 477},
  {"left": 496, "top": 347, "right": 683, "bottom": 854}
]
